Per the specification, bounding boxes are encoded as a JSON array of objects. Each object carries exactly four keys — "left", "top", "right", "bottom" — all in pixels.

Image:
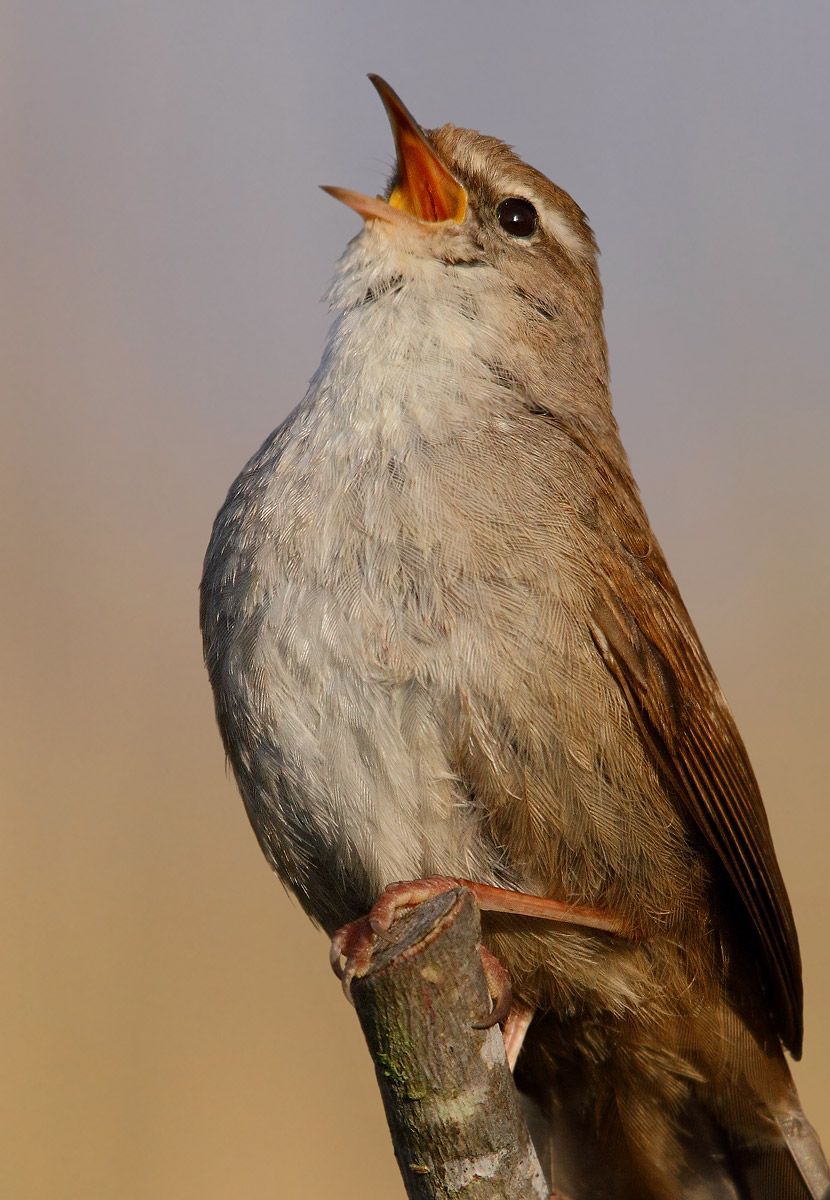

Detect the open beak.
[{"left": 321, "top": 75, "right": 467, "bottom": 228}]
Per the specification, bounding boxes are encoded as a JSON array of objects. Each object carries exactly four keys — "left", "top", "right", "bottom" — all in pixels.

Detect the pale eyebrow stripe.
[
  {"left": 505, "top": 187, "right": 590, "bottom": 259},
  {"left": 542, "top": 206, "right": 591, "bottom": 258}
]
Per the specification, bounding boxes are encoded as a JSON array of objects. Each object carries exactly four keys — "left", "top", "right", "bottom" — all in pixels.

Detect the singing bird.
[{"left": 201, "top": 77, "right": 828, "bottom": 1199}]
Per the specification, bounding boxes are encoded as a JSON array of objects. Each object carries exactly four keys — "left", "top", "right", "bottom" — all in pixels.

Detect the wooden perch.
[{"left": 351, "top": 887, "right": 549, "bottom": 1200}]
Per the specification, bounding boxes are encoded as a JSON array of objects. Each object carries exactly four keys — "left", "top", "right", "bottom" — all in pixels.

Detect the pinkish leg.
[{"left": 330, "top": 875, "right": 628, "bottom": 1001}]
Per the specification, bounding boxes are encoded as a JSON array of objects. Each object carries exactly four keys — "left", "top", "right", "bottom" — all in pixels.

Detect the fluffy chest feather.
[{"left": 203, "top": 257, "right": 696, "bottom": 937}]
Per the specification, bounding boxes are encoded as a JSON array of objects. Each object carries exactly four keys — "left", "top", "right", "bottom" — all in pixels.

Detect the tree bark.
[{"left": 351, "top": 887, "right": 548, "bottom": 1200}]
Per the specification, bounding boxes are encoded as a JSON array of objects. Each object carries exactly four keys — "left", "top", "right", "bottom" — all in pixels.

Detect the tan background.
[{"left": 3, "top": 3, "right": 829, "bottom": 1197}]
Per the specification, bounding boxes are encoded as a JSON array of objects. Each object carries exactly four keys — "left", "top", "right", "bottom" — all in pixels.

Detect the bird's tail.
[
  {"left": 516, "top": 1010, "right": 830, "bottom": 1200},
  {"left": 694, "top": 1066, "right": 830, "bottom": 1200}
]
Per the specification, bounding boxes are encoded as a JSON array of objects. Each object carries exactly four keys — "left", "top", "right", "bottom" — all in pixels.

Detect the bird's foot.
[
  {"left": 329, "top": 877, "right": 485, "bottom": 1001},
  {"left": 329, "top": 875, "right": 625, "bottom": 1034},
  {"left": 329, "top": 882, "right": 514, "bottom": 1032}
]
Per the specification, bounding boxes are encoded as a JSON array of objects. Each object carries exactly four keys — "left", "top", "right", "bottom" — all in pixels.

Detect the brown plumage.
[{"left": 200, "top": 78, "right": 827, "bottom": 1198}]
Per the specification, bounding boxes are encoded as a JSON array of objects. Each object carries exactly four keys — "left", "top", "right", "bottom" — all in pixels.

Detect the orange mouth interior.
[{"left": 371, "top": 75, "right": 466, "bottom": 224}]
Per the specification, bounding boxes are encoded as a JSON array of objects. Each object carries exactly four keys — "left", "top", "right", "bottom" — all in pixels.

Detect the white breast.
[{"left": 205, "top": 233, "right": 520, "bottom": 927}]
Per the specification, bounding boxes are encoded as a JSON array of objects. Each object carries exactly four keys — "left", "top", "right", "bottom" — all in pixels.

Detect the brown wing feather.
[{"left": 551, "top": 409, "right": 803, "bottom": 1055}]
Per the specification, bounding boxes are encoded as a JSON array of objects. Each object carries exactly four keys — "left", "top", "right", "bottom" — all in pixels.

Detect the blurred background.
[{"left": 2, "top": 3, "right": 828, "bottom": 1197}]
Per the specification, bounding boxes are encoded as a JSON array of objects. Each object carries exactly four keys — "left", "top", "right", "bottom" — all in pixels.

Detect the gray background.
[{"left": 3, "top": 3, "right": 828, "bottom": 1196}]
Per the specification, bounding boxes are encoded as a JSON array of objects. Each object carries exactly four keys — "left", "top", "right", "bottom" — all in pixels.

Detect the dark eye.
[{"left": 497, "top": 197, "right": 538, "bottom": 237}]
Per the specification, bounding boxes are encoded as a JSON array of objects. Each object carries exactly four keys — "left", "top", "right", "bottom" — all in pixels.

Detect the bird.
[{"left": 200, "top": 75, "right": 828, "bottom": 1199}]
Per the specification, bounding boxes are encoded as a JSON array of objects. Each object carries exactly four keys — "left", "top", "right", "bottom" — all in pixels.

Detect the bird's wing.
[{"left": 554, "top": 411, "right": 803, "bottom": 1056}]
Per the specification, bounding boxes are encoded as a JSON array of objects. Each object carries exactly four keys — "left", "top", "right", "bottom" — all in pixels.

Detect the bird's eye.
[{"left": 497, "top": 197, "right": 538, "bottom": 237}]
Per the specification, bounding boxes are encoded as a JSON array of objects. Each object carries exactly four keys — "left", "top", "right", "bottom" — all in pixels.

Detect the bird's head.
[{"left": 322, "top": 77, "right": 608, "bottom": 402}]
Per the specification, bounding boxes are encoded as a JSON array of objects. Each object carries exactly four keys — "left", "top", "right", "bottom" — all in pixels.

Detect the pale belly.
[{"left": 204, "top": 433, "right": 699, "bottom": 951}]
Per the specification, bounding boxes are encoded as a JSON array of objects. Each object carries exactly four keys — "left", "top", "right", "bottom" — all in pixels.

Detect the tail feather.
[
  {"left": 515, "top": 1012, "right": 830, "bottom": 1200},
  {"left": 776, "top": 1105, "right": 830, "bottom": 1200},
  {"left": 678, "top": 1103, "right": 742, "bottom": 1199},
  {"left": 733, "top": 1094, "right": 830, "bottom": 1200},
  {"left": 696, "top": 1016, "right": 830, "bottom": 1200},
  {"left": 683, "top": 1089, "right": 829, "bottom": 1200}
]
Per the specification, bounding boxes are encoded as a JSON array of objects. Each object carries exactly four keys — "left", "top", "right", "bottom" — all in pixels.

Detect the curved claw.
[
  {"left": 330, "top": 940, "right": 345, "bottom": 978},
  {"left": 329, "top": 916, "right": 373, "bottom": 988},
  {"left": 328, "top": 916, "right": 381, "bottom": 1005},
  {"left": 340, "top": 967, "right": 358, "bottom": 1005},
  {"left": 472, "top": 978, "right": 513, "bottom": 1029},
  {"left": 472, "top": 943, "right": 513, "bottom": 1030},
  {"left": 330, "top": 920, "right": 358, "bottom": 979},
  {"left": 369, "top": 917, "right": 398, "bottom": 944}
]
